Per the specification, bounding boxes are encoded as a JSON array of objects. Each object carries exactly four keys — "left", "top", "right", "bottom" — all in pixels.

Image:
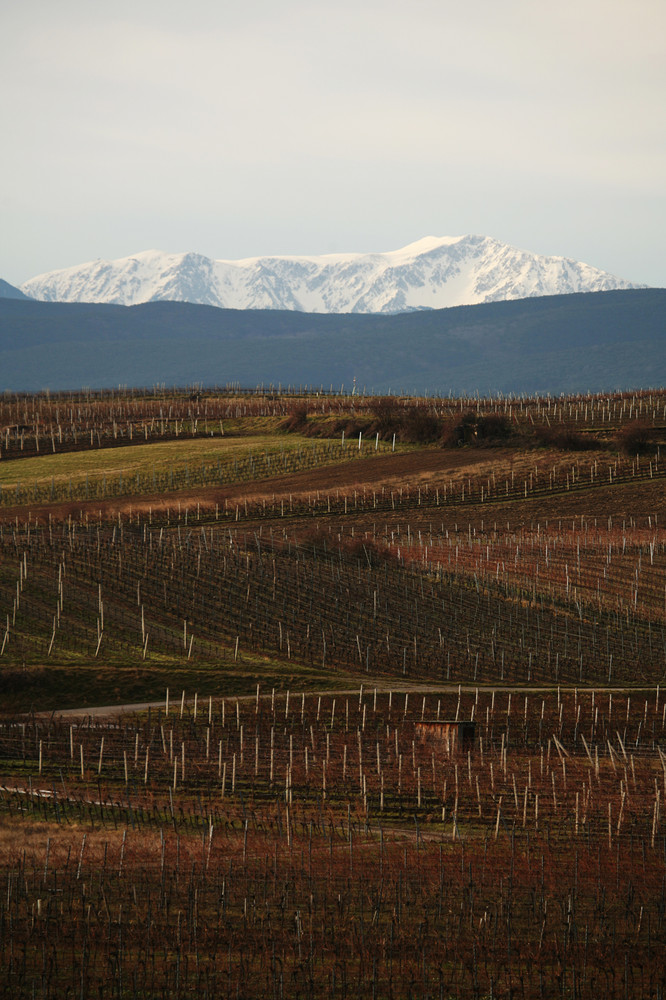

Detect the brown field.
[{"left": 1, "top": 386, "right": 666, "bottom": 997}]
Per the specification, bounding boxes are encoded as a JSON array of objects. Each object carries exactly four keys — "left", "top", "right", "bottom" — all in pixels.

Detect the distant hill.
[
  {"left": 20, "top": 235, "right": 641, "bottom": 313},
  {"left": 1, "top": 288, "right": 664, "bottom": 395},
  {"left": 0, "top": 279, "right": 31, "bottom": 300}
]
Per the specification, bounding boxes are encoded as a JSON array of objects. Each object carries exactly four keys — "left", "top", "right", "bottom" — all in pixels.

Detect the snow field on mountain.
[{"left": 21, "top": 235, "right": 641, "bottom": 312}]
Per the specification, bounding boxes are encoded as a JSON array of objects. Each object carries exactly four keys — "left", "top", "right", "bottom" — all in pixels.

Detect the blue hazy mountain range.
[
  {"left": 0, "top": 279, "right": 31, "bottom": 301},
  {"left": 0, "top": 288, "right": 664, "bottom": 395}
]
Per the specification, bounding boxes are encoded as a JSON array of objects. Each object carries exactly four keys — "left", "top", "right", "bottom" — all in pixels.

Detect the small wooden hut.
[{"left": 415, "top": 719, "right": 476, "bottom": 754}]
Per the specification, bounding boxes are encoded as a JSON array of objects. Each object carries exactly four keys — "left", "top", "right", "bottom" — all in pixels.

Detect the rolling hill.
[{"left": 1, "top": 287, "right": 664, "bottom": 395}]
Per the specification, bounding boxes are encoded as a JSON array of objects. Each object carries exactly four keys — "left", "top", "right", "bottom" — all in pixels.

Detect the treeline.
[{"left": 281, "top": 395, "right": 665, "bottom": 454}]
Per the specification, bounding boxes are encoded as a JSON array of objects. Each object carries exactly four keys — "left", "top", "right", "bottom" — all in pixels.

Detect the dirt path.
[{"left": 35, "top": 681, "right": 658, "bottom": 720}]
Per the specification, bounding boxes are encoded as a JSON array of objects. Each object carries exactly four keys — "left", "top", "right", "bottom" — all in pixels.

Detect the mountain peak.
[
  {"left": 0, "top": 278, "right": 31, "bottom": 300},
  {"left": 20, "top": 237, "right": 643, "bottom": 313}
]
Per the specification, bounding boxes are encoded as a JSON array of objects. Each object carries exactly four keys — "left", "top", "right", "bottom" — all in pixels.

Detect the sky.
[{"left": 2, "top": 0, "right": 665, "bottom": 288}]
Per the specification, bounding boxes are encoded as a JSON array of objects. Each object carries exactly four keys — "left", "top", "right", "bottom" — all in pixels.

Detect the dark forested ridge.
[
  {"left": 1, "top": 287, "right": 664, "bottom": 394},
  {"left": 0, "top": 278, "right": 31, "bottom": 301}
]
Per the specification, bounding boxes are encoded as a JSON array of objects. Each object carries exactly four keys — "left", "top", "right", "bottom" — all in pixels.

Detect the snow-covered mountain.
[{"left": 20, "top": 235, "right": 642, "bottom": 313}]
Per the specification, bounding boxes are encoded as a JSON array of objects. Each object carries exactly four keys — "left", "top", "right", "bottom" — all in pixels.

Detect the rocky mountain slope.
[{"left": 20, "top": 236, "right": 641, "bottom": 313}]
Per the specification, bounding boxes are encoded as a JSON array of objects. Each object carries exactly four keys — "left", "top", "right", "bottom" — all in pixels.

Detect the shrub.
[
  {"left": 440, "top": 420, "right": 461, "bottom": 447},
  {"left": 444, "top": 411, "right": 501, "bottom": 447},
  {"left": 371, "top": 396, "right": 402, "bottom": 436},
  {"left": 535, "top": 427, "right": 601, "bottom": 451},
  {"left": 297, "top": 526, "right": 330, "bottom": 557},
  {"left": 0, "top": 666, "right": 44, "bottom": 694},
  {"left": 279, "top": 403, "right": 308, "bottom": 433},
  {"left": 618, "top": 421, "right": 653, "bottom": 455},
  {"left": 476, "top": 414, "right": 513, "bottom": 441},
  {"left": 298, "top": 530, "right": 397, "bottom": 567},
  {"left": 400, "top": 405, "right": 442, "bottom": 444},
  {"left": 340, "top": 536, "right": 397, "bottom": 567}
]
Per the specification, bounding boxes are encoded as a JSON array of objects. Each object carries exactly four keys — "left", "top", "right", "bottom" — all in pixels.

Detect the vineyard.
[
  {"left": 1, "top": 688, "right": 666, "bottom": 997},
  {"left": 2, "top": 385, "right": 666, "bottom": 997}
]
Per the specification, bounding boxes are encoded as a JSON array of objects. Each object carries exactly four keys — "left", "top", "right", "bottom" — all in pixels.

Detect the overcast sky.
[{"left": 2, "top": 0, "right": 664, "bottom": 287}]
